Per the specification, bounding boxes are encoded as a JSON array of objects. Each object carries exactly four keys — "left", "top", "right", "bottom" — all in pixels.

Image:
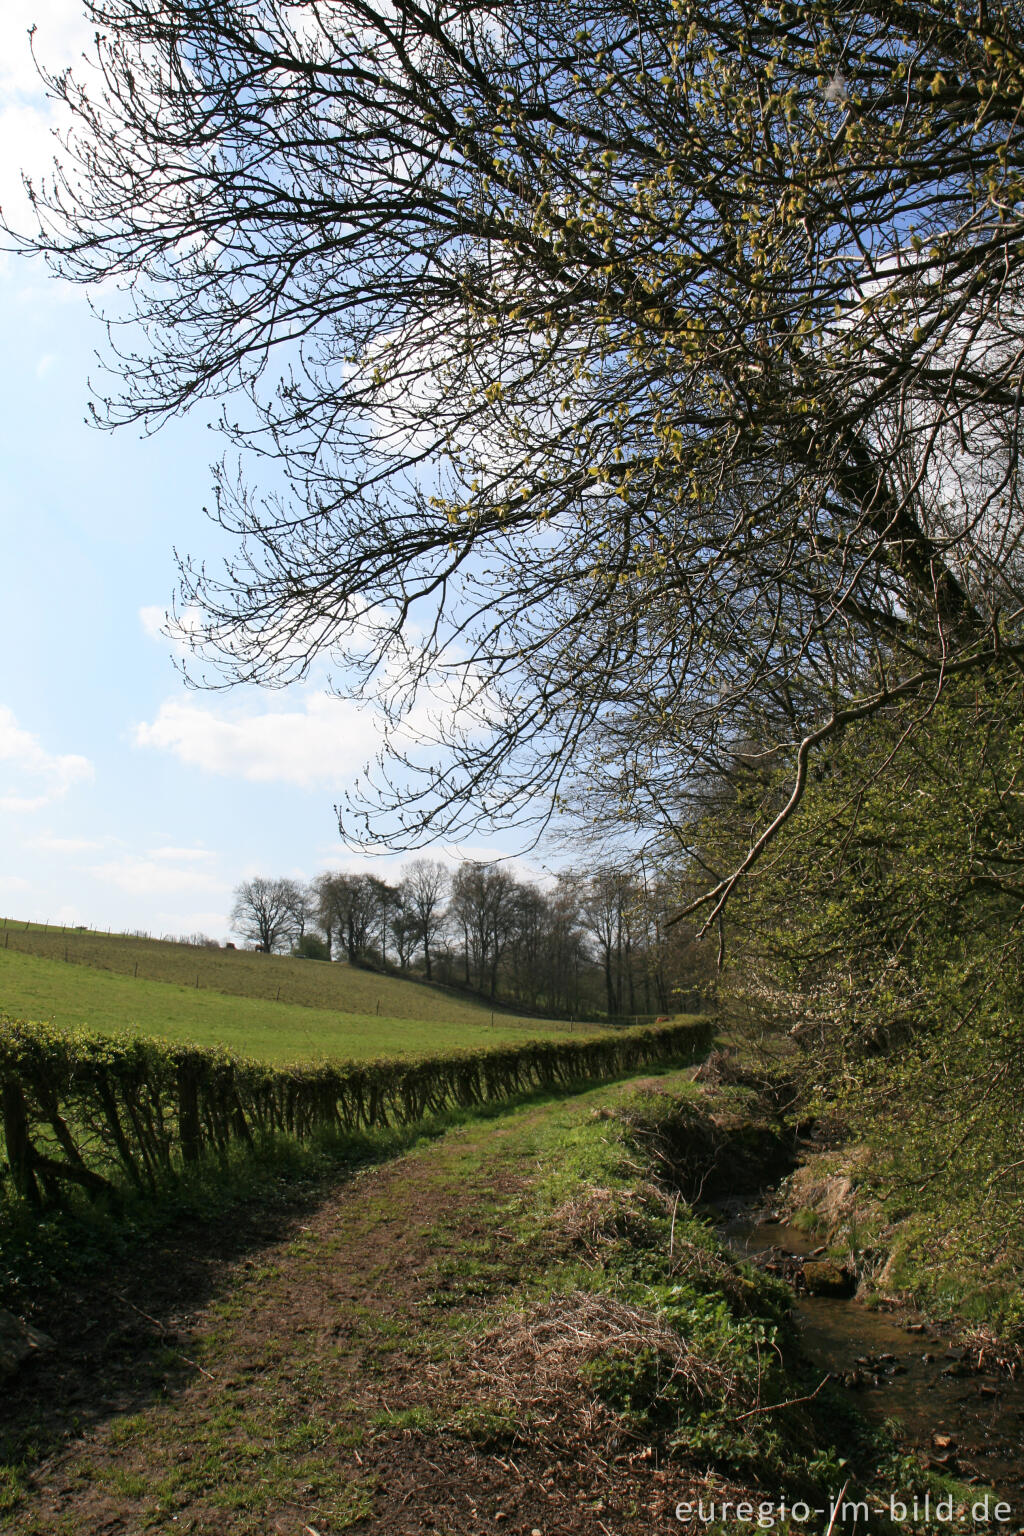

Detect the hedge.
[{"left": 0, "top": 1015, "right": 714, "bottom": 1208}]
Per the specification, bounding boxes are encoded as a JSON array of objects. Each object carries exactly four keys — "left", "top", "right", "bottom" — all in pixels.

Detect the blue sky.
[{"left": 0, "top": 1, "right": 535, "bottom": 940}]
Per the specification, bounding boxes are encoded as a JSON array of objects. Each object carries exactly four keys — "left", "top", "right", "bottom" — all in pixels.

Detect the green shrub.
[
  {"left": 0, "top": 1014, "right": 714, "bottom": 1210},
  {"left": 707, "top": 671, "right": 1024, "bottom": 1327},
  {"left": 292, "top": 934, "right": 331, "bottom": 961}
]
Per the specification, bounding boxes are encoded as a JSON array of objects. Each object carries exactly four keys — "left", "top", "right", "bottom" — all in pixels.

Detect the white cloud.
[
  {"left": 139, "top": 603, "right": 204, "bottom": 657},
  {"left": 147, "top": 846, "right": 214, "bottom": 863},
  {"left": 138, "top": 600, "right": 389, "bottom": 682},
  {"left": 88, "top": 855, "right": 229, "bottom": 897},
  {"left": 0, "top": 794, "right": 53, "bottom": 813},
  {"left": 0, "top": 1, "right": 90, "bottom": 97},
  {"left": 27, "top": 832, "right": 108, "bottom": 854},
  {"left": 0, "top": 704, "right": 92, "bottom": 812},
  {"left": 51, "top": 902, "right": 84, "bottom": 925},
  {"left": 0, "top": 1, "right": 92, "bottom": 237},
  {"left": 152, "top": 908, "right": 231, "bottom": 938},
  {"left": 139, "top": 605, "right": 168, "bottom": 641},
  {"left": 134, "top": 691, "right": 384, "bottom": 788}
]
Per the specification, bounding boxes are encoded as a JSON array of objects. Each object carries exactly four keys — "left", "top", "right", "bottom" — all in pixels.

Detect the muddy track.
[{"left": 1, "top": 1091, "right": 738, "bottom": 1536}]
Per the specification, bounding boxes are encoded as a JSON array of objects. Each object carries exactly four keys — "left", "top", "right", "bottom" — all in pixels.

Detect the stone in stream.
[
  {"left": 800, "top": 1258, "right": 855, "bottom": 1296},
  {"left": 0, "top": 1309, "right": 54, "bottom": 1378}
]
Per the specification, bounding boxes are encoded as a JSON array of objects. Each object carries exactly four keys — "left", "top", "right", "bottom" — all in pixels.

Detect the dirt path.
[{"left": 1, "top": 1086, "right": 715, "bottom": 1536}]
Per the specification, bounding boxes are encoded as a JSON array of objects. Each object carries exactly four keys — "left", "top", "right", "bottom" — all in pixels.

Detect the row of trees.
[{"left": 231, "top": 861, "right": 712, "bottom": 1019}]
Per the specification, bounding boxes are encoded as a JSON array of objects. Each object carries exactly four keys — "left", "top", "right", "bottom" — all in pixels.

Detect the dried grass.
[
  {"left": 550, "top": 1177, "right": 769, "bottom": 1317},
  {"left": 551, "top": 1182, "right": 665, "bottom": 1259},
  {"left": 448, "top": 1289, "right": 748, "bottom": 1450}
]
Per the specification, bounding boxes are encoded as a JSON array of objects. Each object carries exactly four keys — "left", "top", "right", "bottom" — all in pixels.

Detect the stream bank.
[
  {"left": 673, "top": 1050, "right": 1024, "bottom": 1505},
  {"left": 713, "top": 1189, "right": 1024, "bottom": 1502}
]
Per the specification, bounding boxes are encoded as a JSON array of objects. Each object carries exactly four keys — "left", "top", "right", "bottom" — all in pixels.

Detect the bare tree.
[
  {"left": 579, "top": 871, "right": 637, "bottom": 1020},
  {"left": 314, "top": 872, "right": 394, "bottom": 965},
  {"left": 505, "top": 882, "right": 547, "bottom": 1008},
  {"left": 400, "top": 859, "right": 450, "bottom": 981},
  {"left": 283, "top": 880, "right": 315, "bottom": 944},
  {"left": 389, "top": 902, "right": 421, "bottom": 973},
  {"left": 449, "top": 863, "right": 518, "bottom": 999},
  {"left": 312, "top": 872, "right": 339, "bottom": 960},
  {"left": 540, "top": 878, "right": 589, "bottom": 1018},
  {"left": 368, "top": 875, "right": 399, "bottom": 967},
  {"left": 230, "top": 877, "right": 300, "bottom": 954}
]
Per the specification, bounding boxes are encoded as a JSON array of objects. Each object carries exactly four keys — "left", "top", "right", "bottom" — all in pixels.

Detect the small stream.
[{"left": 717, "top": 1199, "right": 1024, "bottom": 1500}]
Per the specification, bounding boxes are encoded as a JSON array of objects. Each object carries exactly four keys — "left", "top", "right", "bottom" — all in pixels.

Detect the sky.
[{"left": 0, "top": 1, "right": 537, "bottom": 941}]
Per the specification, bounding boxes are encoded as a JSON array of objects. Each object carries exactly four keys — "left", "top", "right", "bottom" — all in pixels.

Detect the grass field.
[
  {"left": 0, "top": 919, "right": 579, "bottom": 1031},
  {"left": 0, "top": 945, "right": 601, "bottom": 1065}
]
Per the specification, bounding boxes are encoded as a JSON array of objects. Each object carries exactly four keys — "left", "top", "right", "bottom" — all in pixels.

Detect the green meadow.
[
  {"left": 0, "top": 920, "right": 577, "bottom": 1026},
  {"left": 0, "top": 943, "right": 596, "bottom": 1065}
]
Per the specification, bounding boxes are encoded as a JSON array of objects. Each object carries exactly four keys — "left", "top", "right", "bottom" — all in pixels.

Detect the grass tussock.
[{"left": 464, "top": 1287, "right": 751, "bottom": 1448}]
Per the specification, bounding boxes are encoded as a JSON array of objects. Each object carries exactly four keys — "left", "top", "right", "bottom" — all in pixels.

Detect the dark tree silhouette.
[
  {"left": 400, "top": 859, "right": 449, "bottom": 980},
  {"left": 230, "top": 877, "right": 303, "bottom": 953}
]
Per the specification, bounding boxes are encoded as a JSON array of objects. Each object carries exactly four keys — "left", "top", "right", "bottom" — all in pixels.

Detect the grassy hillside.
[
  {"left": 0, "top": 947, "right": 602, "bottom": 1065},
  {"left": 0, "top": 919, "right": 573, "bottom": 1030}
]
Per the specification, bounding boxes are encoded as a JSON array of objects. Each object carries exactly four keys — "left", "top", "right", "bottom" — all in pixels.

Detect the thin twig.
[
  {"left": 669, "top": 1191, "right": 681, "bottom": 1258},
  {"left": 825, "top": 1481, "right": 850, "bottom": 1536},
  {"left": 732, "top": 1373, "right": 830, "bottom": 1422},
  {"left": 112, "top": 1292, "right": 215, "bottom": 1381}
]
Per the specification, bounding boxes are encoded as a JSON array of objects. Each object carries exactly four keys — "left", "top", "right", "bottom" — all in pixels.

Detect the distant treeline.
[{"left": 231, "top": 863, "right": 714, "bottom": 1020}]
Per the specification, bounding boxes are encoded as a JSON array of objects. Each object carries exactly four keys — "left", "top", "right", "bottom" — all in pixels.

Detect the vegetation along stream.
[{"left": 718, "top": 1198, "right": 1024, "bottom": 1504}]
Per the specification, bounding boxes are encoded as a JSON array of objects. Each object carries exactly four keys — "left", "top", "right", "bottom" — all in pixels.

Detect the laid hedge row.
[{"left": 0, "top": 1015, "right": 714, "bottom": 1208}]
